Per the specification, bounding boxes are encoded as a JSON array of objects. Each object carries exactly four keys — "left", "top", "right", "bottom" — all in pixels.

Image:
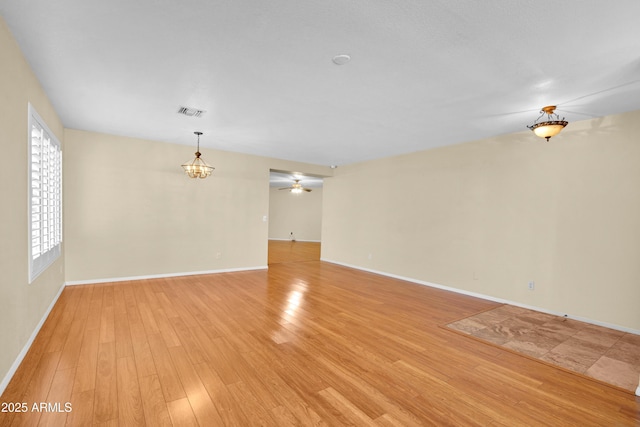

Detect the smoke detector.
[{"left": 332, "top": 54, "right": 351, "bottom": 65}]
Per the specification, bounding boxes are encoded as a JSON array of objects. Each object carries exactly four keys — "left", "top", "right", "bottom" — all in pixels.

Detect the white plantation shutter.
[{"left": 28, "top": 104, "right": 62, "bottom": 283}]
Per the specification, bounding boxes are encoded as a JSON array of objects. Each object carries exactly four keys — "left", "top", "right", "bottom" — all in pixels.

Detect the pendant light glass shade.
[
  {"left": 182, "top": 131, "right": 214, "bottom": 179},
  {"left": 527, "top": 106, "right": 568, "bottom": 141}
]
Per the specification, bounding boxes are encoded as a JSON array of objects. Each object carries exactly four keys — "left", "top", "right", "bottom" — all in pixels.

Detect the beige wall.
[
  {"left": 322, "top": 110, "right": 640, "bottom": 331},
  {"left": 64, "top": 129, "right": 331, "bottom": 282},
  {"left": 268, "top": 187, "right": 323, "bottom": 241},
  {"left": 0, "top": 17, "right": 66, "bottom": 386}
]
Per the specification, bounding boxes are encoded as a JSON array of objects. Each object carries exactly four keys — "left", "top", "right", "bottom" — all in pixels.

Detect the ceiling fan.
[{"left": 279, "top": 179, "right": 312, "bottom": 193}]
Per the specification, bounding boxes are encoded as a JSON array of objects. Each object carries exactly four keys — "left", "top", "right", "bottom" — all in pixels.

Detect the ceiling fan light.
[
  {"left": 291, "top": 181, "right": 303, "bottom": 194},
  {"left": 278, "top": 178, "right": 311, "bottom": 193}
]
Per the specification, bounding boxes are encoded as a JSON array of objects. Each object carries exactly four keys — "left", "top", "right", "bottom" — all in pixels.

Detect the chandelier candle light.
[
  {"left": 182, "top": 131, "right": 214, "bottom": 179},
  {"left": 527, "top": 106, "right": 568, "bottom": 141}
]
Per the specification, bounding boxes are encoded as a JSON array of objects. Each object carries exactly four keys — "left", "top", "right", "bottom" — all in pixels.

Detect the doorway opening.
[{"left": 268, "top": 170, "right": 323, "bottom": 265}]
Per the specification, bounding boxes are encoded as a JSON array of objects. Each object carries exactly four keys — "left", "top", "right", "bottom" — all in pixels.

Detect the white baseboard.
[
  {"left": 0, "top": 281, "right": 66, "bottom": 397},
  {"left": 268, "top": 238, "right": 321, "bottom": 243},
  {"left": 65, "top": 265, "right": 268, "bottom": 286},
  {"left": 321, "top": 258, "right": 640, "bottom": 336}
]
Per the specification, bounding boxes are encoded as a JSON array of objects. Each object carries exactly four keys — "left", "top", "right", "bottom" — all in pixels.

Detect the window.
[{"left": 28, "top": 104, "right": 62, "bottom": 283}]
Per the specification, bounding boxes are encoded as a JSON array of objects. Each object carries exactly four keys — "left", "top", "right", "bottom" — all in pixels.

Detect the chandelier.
[
  {"left": 181, "top": 131, "right": 214, "bottom": 179},
  {"left": 527, "top": 106, "right": 568, "bottom": 141}
]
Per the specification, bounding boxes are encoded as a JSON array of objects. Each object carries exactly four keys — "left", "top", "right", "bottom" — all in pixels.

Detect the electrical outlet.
[{"left": 528, "top": 281, "right": 535, "bottom": 290}]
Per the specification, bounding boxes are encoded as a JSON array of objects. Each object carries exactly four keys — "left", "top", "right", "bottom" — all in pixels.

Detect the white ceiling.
[{"left": 2, "top": 1, "right": 640, "bottom": 167}]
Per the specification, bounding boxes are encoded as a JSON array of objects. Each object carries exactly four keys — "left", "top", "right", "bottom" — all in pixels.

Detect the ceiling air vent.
[{"left": 177, "top": 106, "right": 206, "bottom": 118}]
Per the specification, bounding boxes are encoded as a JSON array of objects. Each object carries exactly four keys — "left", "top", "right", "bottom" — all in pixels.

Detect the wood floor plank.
[
  {"left": 44, "top": 288, "right": 82, "bottom": 353},
  {"left": 130, "top": 336, "right": 156, "bottom": 380},
  {"left": 116, "top": 356, "right": 145, "bottom": 426},
  {"left": 0, "top": 299, "right": 64, "bottom": 408},
  {"left": 5, "top": 352, "right": 60, "bottom": 427},
  {"left": 102, "top": 285, "right": 115, "bottom": 309},
  {"left": 71, "top": 285, "right": 94, "bottom": 324},
  {"left": 169, "top": 319, "right": 207, "bottom": 365},
  {"left": 155, "top": 291, "right": 179, "bottom": 319},
  {"left": 166, "top": 398, "right": 198, "bottom": 427},
  {"left": 374, "top": 413, "right": 407, "bottom": 427},
  {"left": 167, "top": 345, "right": 224, "bottom": 426},
  {"left": 85, "top": 285, "right": 104, "bottom": 331},
  {"left": 141, "top": 281, "right": 162, "bottom": 310},
  {"left": 65, "top": 389, "right": 94, "bottom": 427},
  {"left": 195, "top": 362, "right": 250, "bottom": 427},
  {"left": 240, "top": 349, "right": 327, "bottom": 427},
  {"left": 3, "top": 243, "right": 638, "bottom": 426},
  {"left": 98, "top": 305, "right": 115, "bottom": 345},
  {"left": 126, "top": 301, "right": 156, "bottom": 380},
  {"left": 137, "top": 302, "right": 160, "bottom": 337},
  {"left": 318, "top": 387, "right": 374, "bottom": 426},
  {"left": 146, "top": 333, "right": 185, "bottom": 402},
  {"left": 114, "top": 308, "right": 134, "bottom": 359},
  {"left": 154, "top": 308, "right": 181, "bottom": 349},
  {"left": 20, "top": 350, "right": 61, "bottom": 405},
  {"left": 180, "top": 323, "right": 216, "bottom": 367},
  {"left": 113, "top": 285, "right": 127, "bottom": 316},
  {"left": 270, "top": 405, "right": 300, "bottom": 427},
  {"left": 158, "top": 285, "right": 200, "bottom": 329},
  {"left": 289, "top": 343, "right": 387, "bottom": 420},
  {"left": 411, "top": 391, "right": 496, "bottom": 426},
  {"left": 312, "top": 355, "right": 423, "bottom": 426},
  {"left": 137, "top": 375, "right": 174, "bottom": 427},
  {"left": 37, "top": 367, "right": 74, "bottom": 427},
  {"left": 227, "top": 381, "right": 278, "bottom": 426},
  {"left": 93, "top": 419, "right": 119, "bottom": 427},
  {"left": 57, "top": 318, "right": 85, "bottom": 371},
  {"left": 203, "top": 336, "right": 242, "bottom": 385},
  {"left": 93, "top": 341, "right": 117, "bottom": 424}
]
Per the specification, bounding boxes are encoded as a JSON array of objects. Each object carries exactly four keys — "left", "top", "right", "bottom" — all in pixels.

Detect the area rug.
[{"left": 446, "top": 305, "right": 640, "bottom": 394}]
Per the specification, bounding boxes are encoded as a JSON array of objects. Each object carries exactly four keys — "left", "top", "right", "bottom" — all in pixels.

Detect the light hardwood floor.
[
  {"left": 268, "top": 240, "right": 321, "bottom": 265},
  {"left": 1, "top": 254, "right": 639, "bottom": 425}
]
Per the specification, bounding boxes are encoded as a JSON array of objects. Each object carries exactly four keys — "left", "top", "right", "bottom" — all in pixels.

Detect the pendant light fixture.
[
  {"left": 181, "top": 131, "right": 214, "bottom": 179},
  {"left": 527, "top": 106, "right": 568, "bottom": 141}
]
